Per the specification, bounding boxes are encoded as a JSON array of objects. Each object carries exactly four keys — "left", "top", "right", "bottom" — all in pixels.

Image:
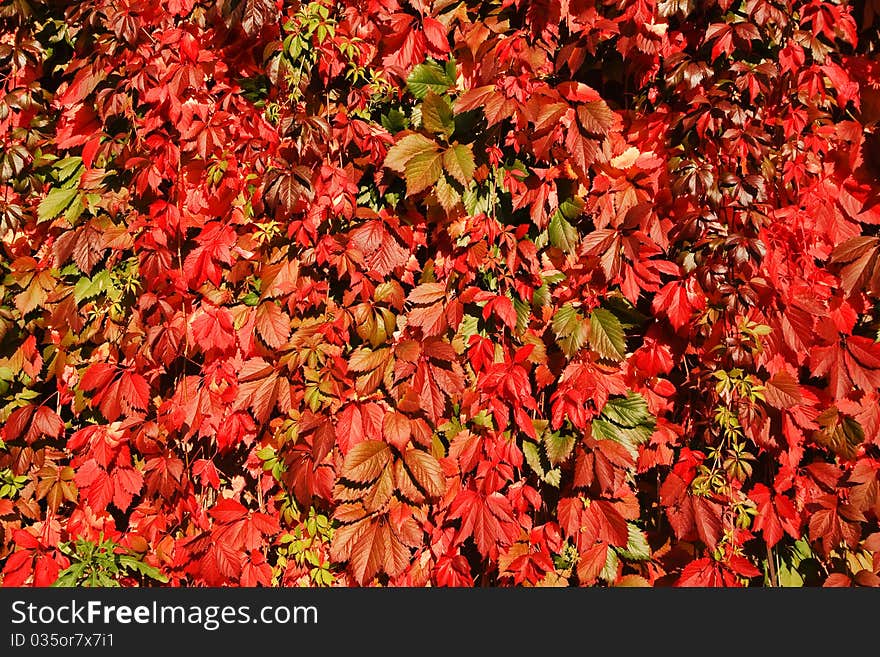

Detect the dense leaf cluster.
[{"left": 1, "top": 0, "right": 880, "bottom": 587}]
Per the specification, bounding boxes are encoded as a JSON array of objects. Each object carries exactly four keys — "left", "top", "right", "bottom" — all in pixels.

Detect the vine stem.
[{"left": 766, "top": 543, "right": 778, "bottom": 587}]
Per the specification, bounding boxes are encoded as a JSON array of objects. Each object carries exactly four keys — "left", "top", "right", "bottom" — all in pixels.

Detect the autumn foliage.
[{"left": 1, "top": 0, "right": 880, "bottom": 588}]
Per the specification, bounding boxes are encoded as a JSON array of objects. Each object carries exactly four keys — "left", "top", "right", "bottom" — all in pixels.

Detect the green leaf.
[
  {"left": 532, "top": 282, "right": 550, "bottom": 308},
  {"left": 461, "top": 184, "right": 479, "bottom": 215},
  {"left": 602, "top": 392, "right": 652, "bottom": 428},
  {"left": 52, "top": 562, "right": 85, "bottom": 587},
  {"left": 616, "top": 524, "right": 651, "bottom": 561},
  {"left": 591, "top": 418, "right": 637, "bottom": 459},
  {"left": 548, "top": 213, "right": 578, "bottom": 253},
  {"left": 542, "top": 271, "right": 567, "bottom": 285},
  {"left": 558, "top": 196, "right": 585, "bottom": 220},
  {"left": 54, "top": 157, "right": 84, "bottom": 186},
  {"left": 453, "top": 313, "right": 480, "bottom": 353},
  {"left": 589, "top": 308, "right": 626, "bottom": 361},
  {"left": 601, "top": 294, "right": 648, "bottom": 328},
  {"left": 421, "top": 91, "right": 454, "bottom": 136},
  {"left": 513, "top": 296, "right": 530, "bottom": 334},
  {"left": 552, "top": 304, "right": 587, "bottom": 357},
  {"left": 442, "top": 144, "right": 475, "bottom": 186},
  {"left": 381, "top": 108, "right": 409, "bottom": 133},
  {"left": 64, "top": 194, "right": 85, "bottom": 224},
  {"left": 404, "top": 150, "right": 443, "bottom": 196},
  {"left": 615, "top": 424, "right": 654, "bottom": 445},
  {"left": 524, "top": 439, "right": 561, "bottom": 486},
  {"left": 434, "top": 173, "right": 461, "bottom": 212},
  {"left": 384, "top": 133, "right": 438, "bottom": 173},
  {"left": 444, "top": 58, "right": 457, "bottom": 82},
  {"left": 407, "top": 61, "right": 455, "bottom": 99},
  {"left": 37, "top": 187, "right": 79, "bottom": 224},
  {"left": 544, "top": 431, "right": 575, "bottom": 466},
  {"left": 542, "top": 467, "right": 561, "bottom": 487},
  {"left": 593, "top": 392, "right": 656, "bottom": 458},
  {"left": 600, "top": 546, "right": 619, "bottom": 583},
  {"left": 522, "top": 440, "right": 545, "bottom": 478},
  {"left": 73, "top": 270, "right": 114, "bottom": 304},
  {"left": 776, "top": 563, "right": 805, "bottom": 587},
  {"left": 119, "top": 555, "right": 169, "bottom": 583},
  {"left": 73, "top": 277, "right": 96, "bottom": 304}
]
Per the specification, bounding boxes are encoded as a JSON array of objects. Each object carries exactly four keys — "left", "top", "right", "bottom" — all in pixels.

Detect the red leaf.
[
  {"left": 583, "top": 500, "right": 628, "bottom": 547},
  {"left": 112, "top": 467, "right": 144, "bottom": 511},
  {"left": 485, "top": 295, "right": 517, "bottom": 331},
  {"left": 557, "top": 497, "right": 583, "bottom": 538},
  {"left": 33, "top": 553, "right": 60, "bottom": 587},
  {"left": 403, "top": 448, "right": 445, "bottom": 498},
  {"left": 422, "top": 17, "right": 449, "bottom": 55},
  {"left": 677, "top": 558, "right": 726, "bottom": 587},
  {"left": 693, "top": 497, "right": 723, "bottom": 550},
  {"left": 576, "top": 543, "right": 607, "bottom": 585},
  {"left": 383, "top": 411, "right": 411, "bottom": 451},
  {"left": 2, "top": 551, "right": 34, "bottom": 587},
  {"left": 336, "top": 404, "right": 365, "bottom": 454},
  {"left": 74, "top": 460, "right": 113, "bottom": 509},
  {"left": 255, "top": 302, "right": 291, "bottom": 349},
  {"left": 448, "top": 488, "right": 519, "bottom": 560},
  {"left": 31, "top": 406, "right": 64, "bottom": 440},
  {"left": 2, "top": 404, "right": 35, "bottom": 442},
  {"left": 651, "top": 282, "right": 693, "bottom": 331},
  {"left": 210, "top": 498, "right": 248, "bottom": 524},
  {"left": 407, "top": 282, "right": 446, "bottom": 305},
  {"left": 341, "top": 441, "right": 391, "bottom": 484},
  {"left": 823, "top": 573, "right": 853, "bottom": 587},
  {"left": 750, "top": 484, "right": 783, "bottom": 547},
  {"left": 558, "top": 82, "right": 603, "bottom": 103},
  {"left": 119, "top": 371, "right": 150, "bottom": 412},
  {"left": 765, "top": 370, "right": 802, "bottom": 409},
  {"left": 80, "top": 362, "right": 117, "bottom": 392},
  {"left": 191, "top": 305, "right": 236, "bottom": 354},
  {"left": 193, "top": 459, "right": 220, "bottom": 489}
]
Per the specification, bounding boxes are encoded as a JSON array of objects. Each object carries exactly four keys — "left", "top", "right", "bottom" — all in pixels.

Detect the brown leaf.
[
  {"left": 341, "top": 441, "right": 391, "bottom": 484},
  {"left": 765, "top": 370, "right": 802, "bottom": 409},
  {"left": 403, "top": 448, "right": 445, "bottom": 498},
  {"left": 383, "top": 411, "right": 411, "bottom": 450},
  {"left": 255, "top": 302, "right": 291, "bottom": 349}
]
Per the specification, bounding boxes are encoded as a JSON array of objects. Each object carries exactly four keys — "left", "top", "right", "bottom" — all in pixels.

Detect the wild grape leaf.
[
  {"left": 448, "top": 489, "right": 519, "bottom": 559},
  {"left": 340, "top": 440, "right": 392, "bottom": 484},
  {"left": 582, "top": 500, "right": 628, "bottom": 547},
  {"left": 406, "top": 61, "right": 455, "bottom": 99},
  {"left": 442, "top": 144, "right": 475, "bottom": 186},
  {"left": 544, "top": 431, "right": 576, "bottom": 466},
  {"left": 37, "top": 187, "right": 79, "bottom": 224},
  {"left": 403, "top": 448, "right": 445, "bottom": 498},
  {"left": 577, "top": 101, "right": 615, "bottom": 135},
  {"left": 407, "top": 282, "right": 446, "bottom": 305},
  {"left": 404, "top": 150, "right": 443, "bottom": 196},
  {"left": 421, "top": 91, "right": 454, "bottom": 136},
  {"left": 552, "top": 304, "right": 588, "bottom": 356},
  {"left": 765, "top": 370, "right": 803, "bottom": 409},
  {"left": 255, "top": 301, "right": 291, "bottom": 349},
  {"left": 263, "top": 167, "right": 312, "bottom": 214},
  {"left": 361, "top": 465, "right": 394, "bottom": 512},
  {"left": 589, "top": 308, "right": 626, "bottom": 361},
  {"left": 434, "top": 173, "right": 461, "bottom": 211},
  {"left": 602, "top": 393, "right": 652, "bottom": 428},
  {"left": 383, "top": 411, "right": 411, "bottom": 450},
  {"left": 384, "top": 133, "right": 438, "bottom": 173},
  {"left": 693, "top": 497, "right": 723, "bottom": 550}
]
